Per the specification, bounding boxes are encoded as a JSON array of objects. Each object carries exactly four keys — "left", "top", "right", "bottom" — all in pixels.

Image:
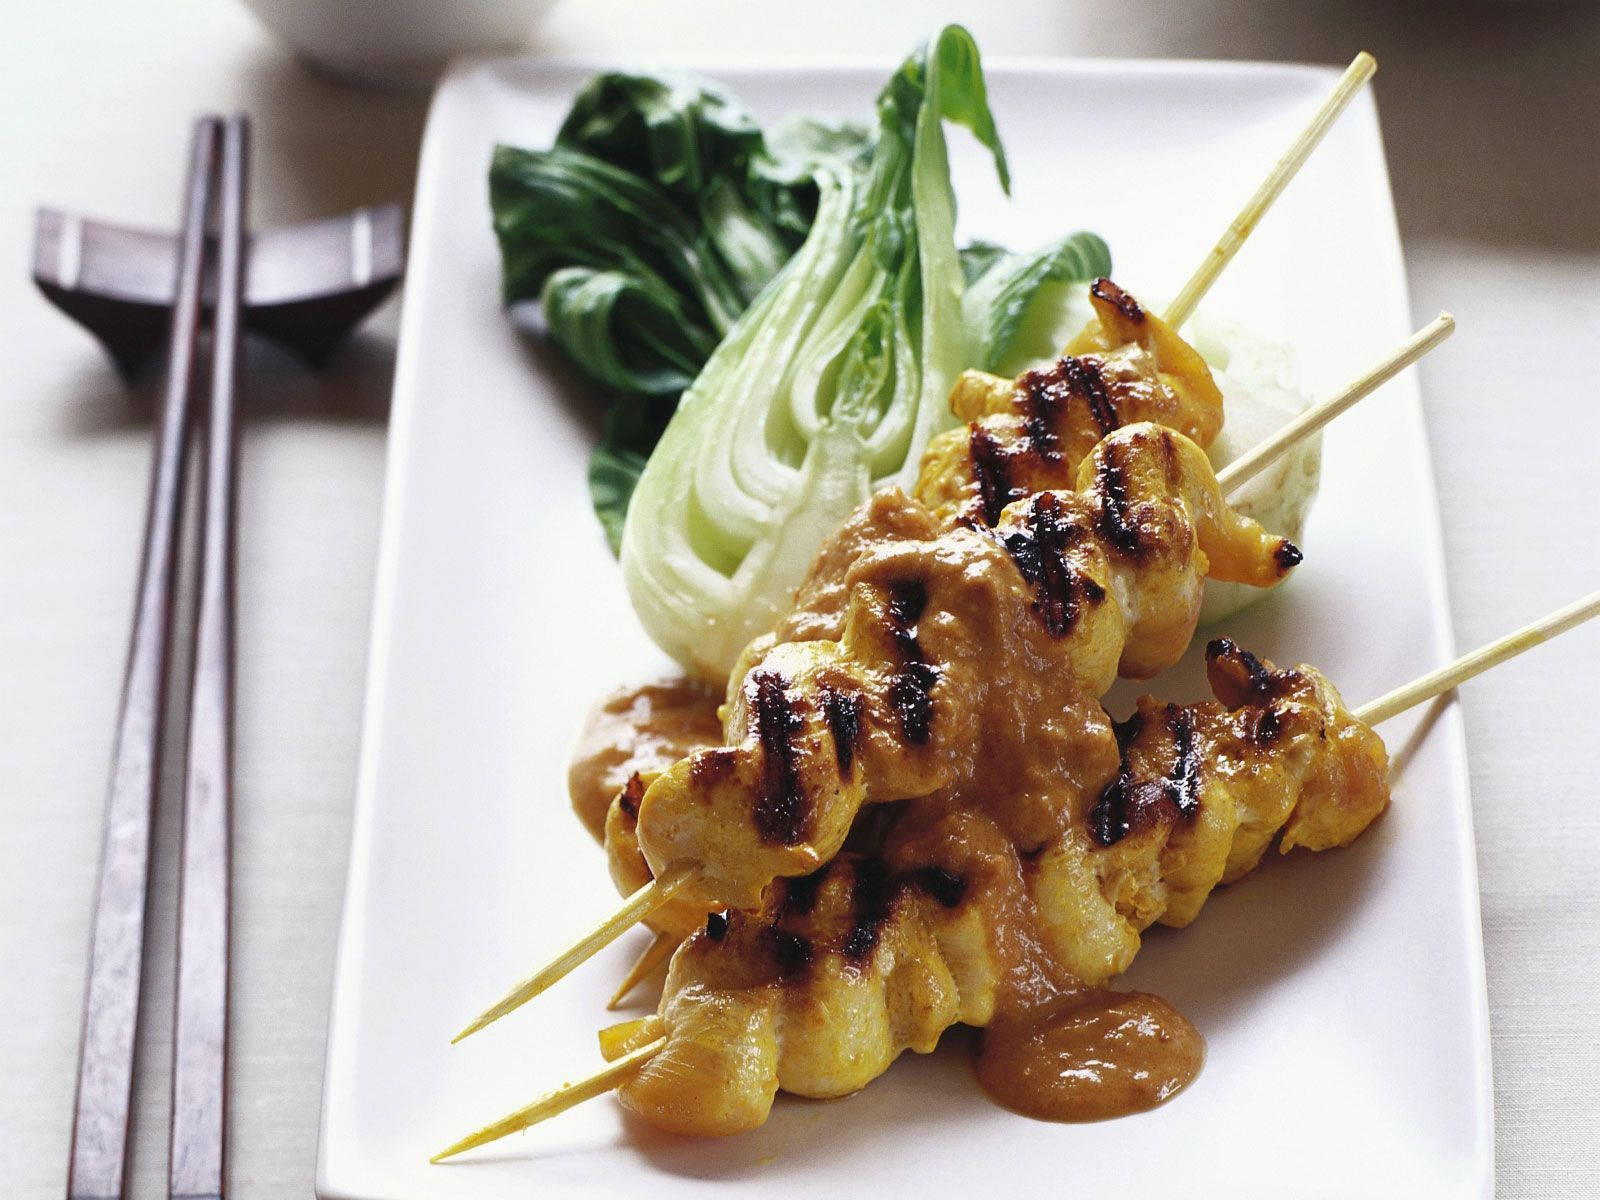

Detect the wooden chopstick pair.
[{"left": 67, "top": 114, "right": 248, "bottom": 1200}]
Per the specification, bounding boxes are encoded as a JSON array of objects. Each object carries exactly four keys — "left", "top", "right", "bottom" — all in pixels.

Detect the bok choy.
[
  {"left": 962, "top": 232, "right": 1112, "bottom": 376},
  {"left": 619, "top": 26, "right": 1014, "bottom": 679},
  {"left": 490, "top": 73, "right": 870, "bottom": 547}
]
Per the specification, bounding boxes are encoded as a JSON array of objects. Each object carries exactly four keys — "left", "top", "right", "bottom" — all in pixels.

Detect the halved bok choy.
[{"left": 620, "top": 26, "right": 1015, "bottom": 679}]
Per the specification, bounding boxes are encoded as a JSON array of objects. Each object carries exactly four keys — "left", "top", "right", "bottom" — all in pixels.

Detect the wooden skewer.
[
  {"left": 451, "top": 867, "right": 689, "bottom": 1043},
  {"left": 1218, "top": 312, "right": 1454, "bottom": 495},
  {"left": 435, "top": 589, "right": 1600, "bottom": 1159},
  {"left": 1356, "top": 590, "right": 1600, "bottom": 726},
  {"left": 430, "top": 1035, "right": 667, "bottom": 1163},
  {"left": 1165, "top": 51, "right": 1377, "bottom": 330},
  {"left": 607, "top": 931, "right": 680, "bottom": 1011}
]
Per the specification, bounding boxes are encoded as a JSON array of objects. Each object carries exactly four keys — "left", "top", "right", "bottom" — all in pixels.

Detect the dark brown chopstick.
[
  {"left": 68, "top": 116, "right": 223, "bottom": 1200},
  {"left": 169, "top": 113, "right": 247, "bottom": 1200}
]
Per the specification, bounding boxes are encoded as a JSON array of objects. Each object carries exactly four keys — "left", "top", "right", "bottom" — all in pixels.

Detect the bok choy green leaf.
[
  {"left": 619, "top": 26, "right": 1012, "bottom": 679},
  {"left": 962, "top": 231, "right": 1112, "bottom": 375},
  {"left": 490, "top": 71, "right": 871, "bottom": 548}
]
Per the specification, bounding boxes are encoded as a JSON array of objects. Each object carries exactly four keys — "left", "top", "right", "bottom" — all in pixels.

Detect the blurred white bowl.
[{"left": 239, "top": 0, "right": 557, "bottom": 88}]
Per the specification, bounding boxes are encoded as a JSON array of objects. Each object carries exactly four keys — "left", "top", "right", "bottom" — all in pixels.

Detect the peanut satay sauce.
[
  {"left": 567, "top": 677, "right": 723, "bottom": 842},
  {"left": 975, "top": 982, "right": 1204, "bottom": 1121},
  {"left": 893, "top": 802, "right": 1203, "bottom": 1124}
]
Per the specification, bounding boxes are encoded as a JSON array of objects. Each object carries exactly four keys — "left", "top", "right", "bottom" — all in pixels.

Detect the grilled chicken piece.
[
  {"left": 1032, "top": 638, "right": 1389, "bottom": 984},
  {"left": 775, "top": 488, "right": 942, "bottom": 647},
  {"left": 567, "top": 680, "right": 724, "bottom": 938},
  {"left": 635, "top": 533, "right": 1117, "bottom": 908},
  {"left": 631, "top": 423, "right": 1298, "bottom": 910},
  {"left": 604, "top": 813, "right": 1022, "bottom": 1135},
  {"left": 599, "top": 644, "right": 1389, "bottom": 1135},
  {"left": 916, "top": 279, "right": 1224, "bottom": 529},
  {"left": 603, "top": 774, "right": 718, "bottom": 939}
]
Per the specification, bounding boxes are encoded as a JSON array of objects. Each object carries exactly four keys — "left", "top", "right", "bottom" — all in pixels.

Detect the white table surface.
[{"left": 2, "top": 3, "right": 1595, "bottom": 1197}]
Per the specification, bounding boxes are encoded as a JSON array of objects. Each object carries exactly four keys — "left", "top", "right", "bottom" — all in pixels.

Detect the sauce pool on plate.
[{"left": 976, "top": 987, "right": 1203, "bottom": 1121}]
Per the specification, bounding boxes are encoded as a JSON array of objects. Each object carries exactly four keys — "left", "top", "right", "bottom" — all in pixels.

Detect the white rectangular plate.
[{"left": 319, "top": 56, "right": 1492, "bottom": 1199}]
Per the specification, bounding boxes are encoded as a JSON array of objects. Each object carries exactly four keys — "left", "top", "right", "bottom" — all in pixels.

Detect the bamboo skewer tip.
[
  {"left": 450, "top": 869, "right": 690, "bottom": 1043},
  {"left": 431, "top": 1036, "right": 667, "bottom": 1163},
  {"left": 607, "top": 930, "right": 679, "bottom": 1011},
  {"left": 1217, "top": 311, "right": 1454, "bottom": 496},
  {"left": 1166, "top": 50, "right": 1378, "bottom": 330},
  {"left": 1357, "top": 588, "right": 1600, "bottom": 726}
]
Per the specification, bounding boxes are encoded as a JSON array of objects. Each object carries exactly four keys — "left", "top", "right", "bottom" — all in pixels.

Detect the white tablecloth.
[{"left": 3, "top": 2, "right": 1596, "bottom": 1196}]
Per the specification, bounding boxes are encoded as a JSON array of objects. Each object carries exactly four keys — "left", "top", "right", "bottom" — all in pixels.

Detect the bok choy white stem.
[{"left": 620, "top": 26, "right": 1009, "bottom": 679}]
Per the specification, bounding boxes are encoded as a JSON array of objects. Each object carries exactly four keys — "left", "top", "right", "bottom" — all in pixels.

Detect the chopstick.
[
  {"left": 66, "top": 112, "right": 249, "bottom": 1200},
  {"left": 170, "top": 113, "right": 247, "bottom": 1200},
  {"left": 68, "top": 115, "right": 221, "bottom": 1200}
]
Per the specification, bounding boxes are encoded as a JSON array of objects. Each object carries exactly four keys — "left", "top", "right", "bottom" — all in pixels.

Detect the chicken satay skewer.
[
  {"left": 1164, "top": 51, "right": 1377, "bottom": 329},
  {"left": 434, "top": 587, "right": 1600, "bottom": 1160},
  {"left": 927, "top": 54, "right": 1383, "bottom": 529},
  {"left": 449, "top": 320, "right": 1451, "bottom": 1043},
  {"left": 602, "top": 311, "right": 1451, "bottom": 1011}
]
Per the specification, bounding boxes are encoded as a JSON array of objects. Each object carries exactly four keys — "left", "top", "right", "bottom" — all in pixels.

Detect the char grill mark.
[
  {"left": 749, "top": 670, "right": 808, "bottom": 845},
  {"left": 915, "top": 865, "right": 967, "bottom": 909},
  {"left": 781, "top": 867, "right": 826, "bottom": 917},
  {"left": 970, "top": 357, "right": 1120, "bottom": 529},
  {"left": 1247, "top": 705, "right": 1284, "bottom": 747},
  {"left": 767, "top": 927, "right": 813, "bottom": 979},
  {"left": 618, "top": 771, "right": 644, "bottom": 818},
  {"left": 969, "top": 425, "right": 1019, "bottom": 526},
  {"left": 886, "top": 581, "right": 937, "bottom": 745},
  {"left": 690, "top": 747, "right": 738, "bottom": 788},
  {"left": 1091, "top": 276, "right": 1144, "bottom": 323},
  {"left": 1090, "top": 707, "right": 1145, "bottom": 845},
  {"left": 819, "top": 686, "right": 864, "bottom": 775},
  {"left": 1167, "top": 707, "right": 1201, "bottom": 818},
  {"left": 1206, "top": 637, "right": 1275, "bottom": 702},
  {"left": 1001, "top": 492, "right": 1107, "bottom": 637},
  {"left": 1070, "top": 356, "right": 1119, "bottom": 435},
  {"left": 1017, "top": 367, "right": 1065, "bottom": 460},
  {"left": 890, "top": 663, "right": 939, "bottom": 745},
  {"left": 1089, "top": 705, "right": 1203, "bottom": 845},
  {"left": 754, "top": 859, "right": 975, "bottom": 983},
  {"left": 842, "top": 858, "right": 893, "bottom": 961},
  {"left": 1018, "top": 356, "right": 1118, "bottom": 443},
  {"left": 787, "top": 860, "right": 964, "bottom": 970},
  {"left": 1094, "top": 441, "right": 1145, "bottom": 557},
  {"left": 1089, "top": 764, "right": 1137, "bottom": 846}
]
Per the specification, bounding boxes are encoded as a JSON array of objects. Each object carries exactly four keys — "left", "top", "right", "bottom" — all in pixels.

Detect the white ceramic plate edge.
[
  {"left": 316, "top": 53, "right": 455, "bottom": 1200},
  {"left": 1351, "top": 88, "right": 1494, "bottom": 1191}
]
